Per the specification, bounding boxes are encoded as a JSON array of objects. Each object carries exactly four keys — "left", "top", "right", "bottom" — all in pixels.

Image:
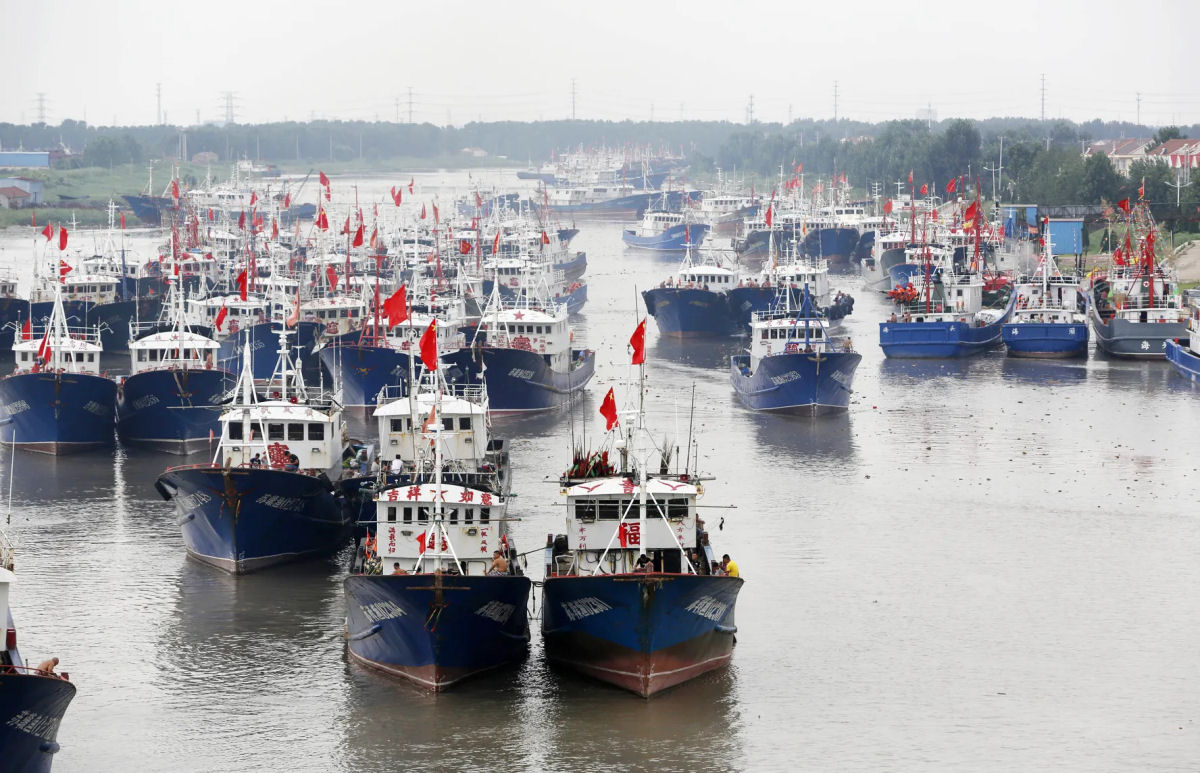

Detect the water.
[{"left": 2, "top": 173, "right": 1198, "bottom": 771}]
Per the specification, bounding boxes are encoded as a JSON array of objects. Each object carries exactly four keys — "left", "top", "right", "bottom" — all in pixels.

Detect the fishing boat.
[
  {"left": 730, "top": 288, "right": 861, "bottom": 414},
  {"left": 0, "top": 289, "right": 116, "bottom": 454},
  {"left": 642, "top": 244, "right": 741, "bottom": 338},
  {"left": 878, "top": 245, "right": 1016, "bottom": 359},
  {"left": 543, "top": 354, "right": 743, "bottom": 697},
  {"left": 154, "top": 334, "right": 354, "bottom": 573},
  {"left": 0, "top": 534, "right": 77, "bottom": 773},
  {"left": 1164, "top": 304, "right": 1200, "bottom": 381},
  {"left": 726, "top": 241, "right": 854, "bottom": 328},
  {"left": 1001, "top": 237, "right": 1089, "bottom": 358},
  {"left": 116, "top": 287, "right": 233, "bottom": 454},
  {"left": 343, "top": 372, "right": 530, "bottom": 691},
  {"left": 622, "top": 210, "right": 710, "bottom": 251},
  {"left": 1088, "top": 202, "right": 1187, "bottom": 359},
  {"left": 467, "top": 284, "right": 595, "bottom": 412}
]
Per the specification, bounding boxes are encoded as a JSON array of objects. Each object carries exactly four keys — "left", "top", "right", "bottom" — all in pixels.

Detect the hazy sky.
[{"left": 3, "top": 0, "right": 1196, "bottom": 128}]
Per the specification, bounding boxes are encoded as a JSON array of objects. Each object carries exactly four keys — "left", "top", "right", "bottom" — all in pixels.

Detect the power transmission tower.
[
  {"left": 35, "top": 93, "right": 47, "bottom": 124},
  {"left": 746, "top": 94, "right": 754, "bottom": 124},
  {"left": 220, "top": 91, "right": 237, "bottom": 125},
  {"left": 1136, "top": 92, "right": 1142, "bottom": 126},
  {"left": 407, "top": 86, "right": 414, "bottom": 123},
  {"left": 157, "top": 83, "right": 162, "bottom": 125},
  {"left": 571, "top": 78, "right": 577, "bottom": 119},
  {"left": 833, "top": 81, "right": 839, "bottom": 123}
]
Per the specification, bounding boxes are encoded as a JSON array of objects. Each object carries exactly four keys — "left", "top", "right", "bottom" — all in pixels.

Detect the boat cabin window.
[
  {"left": 448, "top": 508, "right": 459, "bottom": 524},
  {"left": 761, "top": 330, "right": 768, "bottom": 340},
  {"left": 417, "top": 507, "right": 430, "bottom": 522},
  {"left": 268, "top": 423, "right": 285, "bottom": 440},
  {"left": 288, "top": 423, "right": 304, "bottom": 441},
  {"left": 480, "top": 507, "right": 490, "bottom": 523},
  {"left": 228, "top": 422, "right": 244, "bottom": 440},
  {"left": 458, "top": 417, "right": 471, "bottom": 430},
  {"left": 387, "top": 506, "right": 397, "bottom": 522},
  {"left": 390, "top": 419, "right": 403, "bottom": 433},
  {"left": 309, "top": 423, "right": 324, "bottom": 440},
  {"left": 666, "top": 498, "right": 689, "bottom": 519},
  {"left": 403, "top": 507, "right": 413, "bottom": 523},
  {"left": 464, "top": 508, "right": 473, "bottom": 524},
  {"left": 442, "top": 418, "right": 454, "bottom": 431}
]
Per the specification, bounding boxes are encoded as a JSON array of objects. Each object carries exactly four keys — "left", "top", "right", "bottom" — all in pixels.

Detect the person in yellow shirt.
[{"left": 721, "top": 554, "right": 739, "bottom": 578}]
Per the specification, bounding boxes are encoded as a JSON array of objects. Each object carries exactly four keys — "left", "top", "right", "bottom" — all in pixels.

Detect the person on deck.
[
  {"left": 721, "top": 554, "right": 740, "bottom": 578},
  {"left": 487, "top": 550, "right": 508, "bottom": 576},
  {"left": 390, "top": 562, "right": 407, "bottom": 575},
  {"left": 36, "top": 657, "right": 59, "bottom": 676}
]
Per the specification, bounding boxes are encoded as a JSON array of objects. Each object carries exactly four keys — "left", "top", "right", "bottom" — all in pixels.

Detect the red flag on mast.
[
  {"left": 1116, "top": 198, "right": 1130, "bottom": 213},
  {"left": 352, "top": 224, "right": 364, "bottom": 247},
  {"left": 599, "top": 387, "right": 619, "bottom": 431},
  {"left": 58, "top": 226, "right": 68, "bottom": 251},
  {"left": 236, "top": 269, "right": 248, "bottom": 300},
  {"left": 946, "top": 178, "right": 957, "bottom": 194},
  {"left": 382, "top": 285, "right": 409, "bottom": 329},
  {"left": 419, "top": 319, "right": 438, "bottom": 371},
  {"left": 42, "top": 223, "right": 53, "bottom": 241},
  {"left": 325, "top": 265, "right": 339, "bottom": 291},
  {"left": 20, "top": 318, "right": 30, "bottom": 341},
  {"left": 765, "top": 205, "right": 774, "bottom": 228},
  {"left": 630, "top": 318, "right": 646, "bottom": 365},
  {"left": 215, "top": 304, "right": 228, "bottom": 332}
]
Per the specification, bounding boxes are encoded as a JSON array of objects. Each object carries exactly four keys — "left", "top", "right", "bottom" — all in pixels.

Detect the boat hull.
[
  {"left": 0, "top": 372, "right": 117, "bottom": 454},
  {"left": 730, "top": 351, "right": 861, "bottom": 414},
  {"left": 879, "top": 319, "right": 1005, "bottom": 359},
  {"left": 1002, "top": 322, "right": 1089, "bottom": 358},
  {"left": 343, "top": 573, "right": 531, "bottom": 691},
  {"left": 642, "top": 287, "right": 738, "bottom": 338},
  {"left": 115, "top": 367, "right": 233, "bottom": 453},
  {"left": 1166, "top": 340, "right": 1200, "bottom": 381},
  {"left": 542, "top": 573, "right": 743, "bottom": 697},
  {"left": 155, "top": 466, "right": 351, "bottom": 574},
  {"left": 1088, "top": 305, "right": 1187, "bottom": 359},
  {"left": 217, "top": 321, "right": 322, "bottom": 381},
  {"left": 463, "top": 347, "right": 596, "bottom": 412},
  {"left": 0, "top": 672, "right": 77, "bottom": 773}
]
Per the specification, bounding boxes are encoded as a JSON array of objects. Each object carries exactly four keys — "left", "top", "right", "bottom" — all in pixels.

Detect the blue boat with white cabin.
[
  {"left": 1001, "top": 239, "right": 1089, "bottom": 358},
  {"left": 622, "top": 210, "right": 710, "bottom": 251},
  {"left": 642, "top": 245, "right": 742, "bottom": 338}
]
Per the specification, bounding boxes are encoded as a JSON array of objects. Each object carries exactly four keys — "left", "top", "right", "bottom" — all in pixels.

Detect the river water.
[{"left": 1, "top": 171, "right": 1197, "bottom": 772}]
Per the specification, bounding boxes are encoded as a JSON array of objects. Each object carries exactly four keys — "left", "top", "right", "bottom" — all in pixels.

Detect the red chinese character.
[
  {"left": 621, "top": 478, "right": 636, "bottom": 494},
  {"left": 405, "top": 486, "right": 422, "bottom": 500},
  {"left": 626, "top": 523, "right": 641, "bottom": 545},
  {"left": 458, "top": 490, "right": 474, "bottom": 503},
  {"left": 480, "top": 492, "right": 493, "bottom": 506},
  {"left": 267, "top": 442, "right": 290, "bottom": 468},
  {"left": 386, "top": 488, "right": 399, "bottom": 501}
]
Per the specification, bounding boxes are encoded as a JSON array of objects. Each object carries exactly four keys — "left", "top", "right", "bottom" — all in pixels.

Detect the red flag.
[
  {"left": 765, "top": 205, "right": 774, "bottom": 228},
  {"left": 432, "top": 203, "right": 439, "bottom": 223},
  {"left": 249, "top": 191, "right": 257, "bottom": 207},
  {"left": 408, "top": 178, "right": 414, "bottom": 194},
  {"left": 42, "top": 223, "right": 53, "bottom": 241},
  {"left": 208, "top": 208, "right": 214, "bottom": 221},
  {"left": 962, "top": 200, "right": 978, "bottom": 223},
  {"left": 215, "top": 304, "right": 228, "bottom": 332},
  {"left": 58, "top": 226, "right": 68, "bottom": 251},
  {"left": 236, "top": 269, "right": 248, "bottom": 300},
  {"left": 20, "top": 318, "right": 30, "bottom": 341},
  {"left": 492, "top": 232, "right": 500, "bottom": 254},
  {"left": 1138, "top": 178, "right": 1145, "bottom": 199},
  {"left": 37, "top": 325, "right": 50, "bottom": 364},
  {"left": 1116, "top": 198, "right": 1130, "bottom": 213},
  {"left": 316, "top": 207, "right": 329, "bottom": 230},
  {"left": 324, "top": 187, "right": 331, "bottom": 202},
  {"left": 420, "top": 203, "right": 427, "bottom": 219},
  {"left": 390, "top": 186, "right": 402, "bottom": 206},
  {"left": 931, "top": 208, "right": 939, "bottom": 219},
  {"left": 285, "top": 294, "right": 301, "bottom": 327},
  {"left": 326, "top": 265, "right": 339, "bottom": 291},
  {"left": 475, "top": 191, "right": 483, "bottom": 208},
  {"left": 342, "top": 216, "right": 350, "bottom": 235},
  {"left": 630, "top": 318, "right": 646, "bottom": 365},
  {"left": 908, "top": 170, "right": 914, "bottom": 184},
  {"left": 120, "top": 211, "right": 126, "bottom": 229},
  {"left": 945, "top": 178, "right": 957, "bottom": 194},
  {"left": 883, "top": 199, "right": 894, "bottom": 214},
  {"left": 540, "top": 230, "right": 550, "bottom": 245},
  {"left": 238, "top": 211, "right": 246, "bottom": 230},
  {"left": 171, "top": 179, "right": 180, "bottom": 201},
  {"left": 369, "top": 227, "right": 378, "bottom": 249},
  {"left": 459, "top": 239, "right": 472, "bottom": 254},
  {"left": 920, "top": 183, "right": 928, "bottom": 195},
  {"left": 31, "top": 211, "right": 36, "bottom": 228},
  {"left": 795, "top": 163, "right": 803, "bottom": 173},
  {"left": 284, "top": 192, "right": 291, "bottom": 208},
  {"left": 419, "top": 319, "right": 438, "bottom": 371},
  {"left": 383, "top": 285, "right": 409, "bottom": 329},
  {"left": 319, "top": 171, "right": 330, "bottom": 188},
  {"left": 352, "top": 224, "right": 364, "bottom": 247},
  {"left": 272, "top": 220, "right": 279, "bottom": 239},
  {"left": 599, "top": 387, "right": 619, "bottom": 431},
  {"left": 59, "top": 260, "right": 72, "bottom": 280}
]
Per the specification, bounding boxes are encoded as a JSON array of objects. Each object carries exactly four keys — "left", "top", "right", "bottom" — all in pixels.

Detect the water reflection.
[
  {"left": 747, "top": 410, "right": 856, "bottom": 464},
  {"left": 649, "top": 336, "right": 743, "bottom": 371},
  {"left": 999, "top": 356, "right": 1089, "bottom": 385}
]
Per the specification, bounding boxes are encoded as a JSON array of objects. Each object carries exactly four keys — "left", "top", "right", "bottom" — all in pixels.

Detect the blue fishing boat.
[
  {"left": 116, "top": 288, "right": 233, "bottom": 453},
  {"left": 344, "top": 375, "right": 529, "bottom": 691},
  {"left": 642, "top": 246, "right": 741, "bottom": 338},
  {"left": 622, "top": 210, "right": 710, "bottom": 251},
  {"left": 154, "top": 334, "right": 355, "bottom": 573},
  {"left": 1, "top": 537, "right": 77, "bottom": 773},
  {"left": 1002, "top": 239, "right": 1089, "bottom": 359},
  {"left": 0, "top": 290, "right": 117, "bottom": 454},
  {"left": 466, "top": 289, "right": 595, "bottom": 412},
  {"left": 543, "top": 386, "right": 743, "bottom": 697},
  {"left": 879, "top": 249, "right": 1016, "bottom": 359},
  {"left": 726, "top": 242, "right": 853, "bottom": 328},
  {"left": 731, "top": 289, "right": 861, "bottom": 414}
]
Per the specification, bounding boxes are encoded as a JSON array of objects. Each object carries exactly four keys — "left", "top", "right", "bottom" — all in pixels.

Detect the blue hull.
[
  {"left": 116, "top": 367, "right": 234, "bottom": 453},
  {"left": 0, "top": 672, "right": 76, "bottom": 773},
  {"left": 344, "top": 573, "right": 531, "bottom": 691},
  {"left": 542, "top": 573, "right": 743, "bottom": 697},
  {"left": 622, "top": 223, "right": 710, "bottom": 250},
  {"left": 555, "top": 251, "right": 587, "bottom": 281},
  {"left": 0, "top": 372, "right": 117, "bottom": 454},
  {"left": 556, "top": 282, "right": 588, "bottom": 316},
  {"left": 318, "top": 345, "right": 477, "bottom": 407},
  {"left": 802, "top": 226, "right": 859, "bottom": 268},
  {"left": 460, "top": 347, "right": 595, "bottom": 412},
  {"left": 879, "top": 318, "right": 1006, "bottom": 358},
  {"left": 1166, "top": 340, "right": 1200, "bottom": 382},
  {"left": 156, "top": 466, "right": 351, "bottom": 573},
  {"left": 642, "top": 287, "right": 738, "bottom": 338},
  {"left": 1002, "top": 322, "right": 1089, "bottom": 358},
  {"left": 29, "top": 298, "right": 161, "bottom": 353},
  {"left": 730, "top": 351, "right": 861, "bottom": 414},
  {"left": 888, "top": 262, "right": 923, "bottom": 288}
]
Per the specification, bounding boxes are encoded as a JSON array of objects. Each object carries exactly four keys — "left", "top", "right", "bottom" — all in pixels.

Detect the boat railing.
[
  {"left": 377, "top": 382, "right": 486, "bottom": 404},
  {"left": 0, "top": 665, "right": 72, "bottom": 680},
  {"left": 163, "top": 461, "right": 328, "bottom": 477},
  {"left": 1111, "top": 294, "right": 1183, "bottom": 311}
]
